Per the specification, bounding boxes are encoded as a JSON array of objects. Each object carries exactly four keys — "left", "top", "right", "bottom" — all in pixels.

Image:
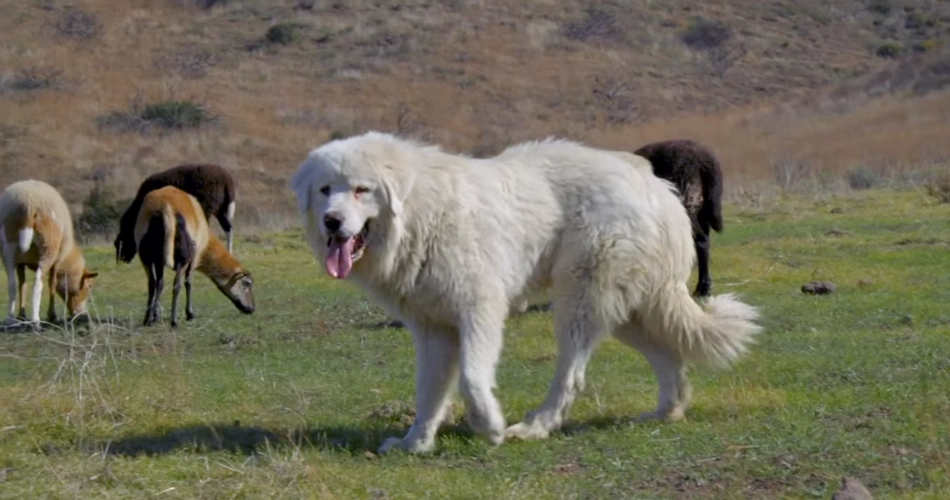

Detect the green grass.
[{"left": 1, "top": 189, "right": 949, "bottom": 499}]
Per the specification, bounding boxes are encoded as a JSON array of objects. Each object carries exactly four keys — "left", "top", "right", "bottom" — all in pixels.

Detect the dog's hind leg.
[
  {"left": 613, "top": 320, "right": 692, "bottom": 422},
  {"left": 379, "top": 325, "right": 460, "bottom": 454},
  {"left": 507, "top": 294, "right": 609, "bottom": 440}
]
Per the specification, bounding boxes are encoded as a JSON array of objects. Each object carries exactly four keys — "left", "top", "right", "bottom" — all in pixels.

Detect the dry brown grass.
[{"left": 1, "top": 0, "right": 949, "bottom": 231}]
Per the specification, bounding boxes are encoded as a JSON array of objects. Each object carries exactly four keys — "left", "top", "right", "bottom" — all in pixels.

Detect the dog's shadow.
[
  {"left": 100, "top": 421, "right": 477, "bottom": 457},
  {"left": 99, "top": 413, "right": 668, "bottom": 458},
  {"left": 361, "top": 302, "right": 555, "bottom": 331}
]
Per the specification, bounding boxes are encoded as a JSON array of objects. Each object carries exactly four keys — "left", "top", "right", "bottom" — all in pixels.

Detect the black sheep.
[
  {"left": 634, "top": 139, "right": 724, "bottom": 297},
  {"left": 114, "top": 164, "right": 237, "bottom": 263}
]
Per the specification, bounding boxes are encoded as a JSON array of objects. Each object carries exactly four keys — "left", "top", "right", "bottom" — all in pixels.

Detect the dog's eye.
[
  {"left": 355, "top": 186, "right": 370, "bottom": 195},
  {"left": 320, "top": 185, "right": 330, "bottom": 195}
]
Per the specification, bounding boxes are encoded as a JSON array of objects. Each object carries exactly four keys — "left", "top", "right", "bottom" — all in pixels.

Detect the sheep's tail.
[
  {"left": 641, "top": 286, "right": 761, "bottom": 368},
  {"left": 162, "top": 205, "right": 176, "bottom": 270},
  {"left": 16, "top": 204, "right": 38, "bottom": 253}
]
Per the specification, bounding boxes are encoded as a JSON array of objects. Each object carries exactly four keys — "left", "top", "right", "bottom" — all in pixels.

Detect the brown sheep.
[
  {"left": 634, "top": 139, "right": 724, "bottom": 297},
  {"left": 134, "top": 186, "right": 254, "bottom": 327},
  {"left": 115, "top": 164, "right": 237, "bottom": 264},
  {"left": 0, "top": 180, "right": 99, "bottom": 325}
]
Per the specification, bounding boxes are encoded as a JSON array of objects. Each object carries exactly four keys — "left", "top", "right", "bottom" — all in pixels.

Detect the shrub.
[
  {"left": 876, "top": 41, "right": 903, "bottom": 58},
  {"left": 4, "top": 67, "right": 62, "bottom": 92},
  {"left": 846, "top": 165, "right": 881, "bottom": 190},
  {"left": 75, "top": 182, "right": 127, "bottom": 241},
  {"left": 925, "top": 173, "right": 950, "bottom": 203},
  {"left": 868, "top": 0, "right": 892, "bottom": 15},
  {"left": 681, "top": 18, "right": 731, "bottom": 51},
  {"left": 140, "top": 100, "right": 214, "bottom": 128},
  {"left": 56, "top": 7, "right": 101, "bottom": 40},
  {"left": 266, "top": 22, "right": 307, "bottom": 45},
  {"left": 99, "top": 97, "right": 217, "bottom": 133},
  {"left": 771, "top": 156, "right": 812, "bottom": 192},
  {"left": 562, "top": 7, "right": 623, "bottom": 43}
]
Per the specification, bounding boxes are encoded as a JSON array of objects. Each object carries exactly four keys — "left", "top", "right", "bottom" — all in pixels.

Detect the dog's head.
[{"left": 290, "top": 134, "right": 413, "bottom": 280}]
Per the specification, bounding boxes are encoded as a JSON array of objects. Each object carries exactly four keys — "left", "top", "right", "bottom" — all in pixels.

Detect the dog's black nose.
[{"left": 324, "top": 213, "right": 342, "bottom": 232}]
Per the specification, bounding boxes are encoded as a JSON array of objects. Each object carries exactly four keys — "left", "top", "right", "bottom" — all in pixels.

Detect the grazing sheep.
[
  {"left": 634, "top": 139, "right": 724, "bottom": 297},
  {"left": 0, "top": 180, "right": 99, "bottom": 325},
  {"left": 115, "top": 164, "right": 237, "bottom": 264},
  {"left": 134, "top": 186, "right": 254, "bottom": 327}
]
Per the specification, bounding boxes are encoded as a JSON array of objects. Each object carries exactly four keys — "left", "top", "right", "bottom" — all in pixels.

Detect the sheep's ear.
[
  {"left": 289, "top": 163, "right": 313, "bottom": 214},
  {"left": 82, "top": 271, "right": 99, "bottom": 286}
]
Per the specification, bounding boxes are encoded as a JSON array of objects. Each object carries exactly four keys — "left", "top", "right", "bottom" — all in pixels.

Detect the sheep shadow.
[{"left": 101, "top": 421, "right": 476, "bottom": 457}]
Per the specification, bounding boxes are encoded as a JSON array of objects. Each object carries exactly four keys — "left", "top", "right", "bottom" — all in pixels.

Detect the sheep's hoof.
[{"left": 186, "top": 312, "right": 195, "bottom": 321}]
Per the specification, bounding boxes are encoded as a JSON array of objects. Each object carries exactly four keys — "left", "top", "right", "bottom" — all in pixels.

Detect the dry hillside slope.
[{"left": 2, "top": 0, "right": 950, "bottom": 233}]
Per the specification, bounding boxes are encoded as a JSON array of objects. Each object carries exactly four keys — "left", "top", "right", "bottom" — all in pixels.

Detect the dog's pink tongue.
[{"left": 325, "top": 237, "right": 355, "bottom": 279}]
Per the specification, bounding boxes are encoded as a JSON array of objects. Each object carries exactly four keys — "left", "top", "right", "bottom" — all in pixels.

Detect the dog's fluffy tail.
[{"left": 642, "top": 286, "right": 761, "bottom": 368}]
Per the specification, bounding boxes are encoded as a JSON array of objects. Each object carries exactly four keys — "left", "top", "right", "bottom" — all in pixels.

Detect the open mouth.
[{"left": 325, "top": 222, "right": 369, "bottom": 279}]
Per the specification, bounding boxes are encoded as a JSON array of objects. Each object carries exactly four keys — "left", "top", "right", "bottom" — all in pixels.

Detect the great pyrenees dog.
[{"left": 290, "top": 131, "right": 761, "bottom": 454}]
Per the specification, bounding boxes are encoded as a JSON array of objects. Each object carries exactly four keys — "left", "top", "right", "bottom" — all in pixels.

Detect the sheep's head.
[
  {"left": 215, "top": 270, "right": 255, "bottom": 315},
  {"left": 57, "top": 269, "right": 99, "bottom": 316}
]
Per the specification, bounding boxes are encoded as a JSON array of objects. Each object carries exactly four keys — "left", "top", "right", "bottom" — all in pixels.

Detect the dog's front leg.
[
  {"left": 379, "top": 326, "right": 460, "bottom": 455},
  {"left": 456, "top": 311, "right": 507, "bottom": 447}
]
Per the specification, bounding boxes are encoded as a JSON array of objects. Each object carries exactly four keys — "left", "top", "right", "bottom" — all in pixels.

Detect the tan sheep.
[
  {"left": 0, "top": 180, "right": 99, "bottom": 325},
  {"left": 133, "top": 186, "right": 254, "bottom": 327}
]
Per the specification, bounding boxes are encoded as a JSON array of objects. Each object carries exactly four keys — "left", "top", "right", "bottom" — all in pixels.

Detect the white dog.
[{"left": 290, "top": 132, "right": 761, "bottom": 454}]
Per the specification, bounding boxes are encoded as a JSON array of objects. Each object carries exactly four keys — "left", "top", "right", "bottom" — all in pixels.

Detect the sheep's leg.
[
  {"left": 46, "top": 266, "right": 59, "bottom": 324},
  {"left": 170, "top": 265, "right": 185, "bottom": 328},
  {"left": 3, "top": 247, "right": 16, "bottom": 324},
  {"left": 223, "top": 202, "right": 235, "bottom": 253},
  {"left": 692, "top": 230, "right": 712, "bottom": 298},
  {"left": 144, "top": 263, "right": 164, "bottom": 326},
  {"left": 16, "top": 264, "right": 27, "bottom": 320},
  {"left": 184, "top": 264, "right": 195, "bottom": 321},
  {"left": 29, "top": 266, "right": 44, "bottom": 325},
  {"left": 143, "top": 264, "right": 156, "bottom": 326}
]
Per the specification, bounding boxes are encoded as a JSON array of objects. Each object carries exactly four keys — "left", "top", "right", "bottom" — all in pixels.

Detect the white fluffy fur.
[{"left": 290, "top": 131, "right": 762, "bottom": 454}]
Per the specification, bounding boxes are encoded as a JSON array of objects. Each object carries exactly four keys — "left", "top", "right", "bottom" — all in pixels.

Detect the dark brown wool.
[
  {"left": 634, "top": 139, "right": 724, "bottom": 297},
  {"left": 114, "top": 164, "right": 236, "bottom": 263}
]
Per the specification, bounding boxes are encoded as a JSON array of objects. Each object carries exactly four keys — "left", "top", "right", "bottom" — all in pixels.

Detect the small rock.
[
  {"left": 802, "top": 281, "right": 836, "bottom": 295},
  {"left": 857, "top": 279, "right": 873, "bottom": 288},
  {"left": 831, "top": 477, "right": 872, "bottom": 500},
  {"left": 830, "top": 207, "right": 845, "bottom": 214}
]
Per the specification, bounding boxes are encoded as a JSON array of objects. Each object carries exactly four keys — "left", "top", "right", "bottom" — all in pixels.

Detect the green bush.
[
  {"left": 75, "top": 183, "right": 128, "bottom": 241},
  {"left": 680, "top": 18, "right": 732, "bottom": 51},
  {"left": 98, "top": 98, "right": 217, "bottom": 133},
  {"left": 140, "top": 100, "right": 215, "bottom": 129},
  {"left": 846, "top": 165, "right": 881, "bottom": 190},
  {"left": 876, "top": 41, "right": 903, "bottom": 58},
  {"left": 266, "top": 22, "right": 307, "bottom": 45}
]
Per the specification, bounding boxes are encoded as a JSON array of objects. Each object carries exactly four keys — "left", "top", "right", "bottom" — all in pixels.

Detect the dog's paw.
[
  {"left": 377, "top": 436, "right": 434, "bottom": 455},
  {"left": 505, "top": 421, "right": 550, "bottom": 441},
  {"left": 632, "top": 406, "right": 686, "bottom": 423}
]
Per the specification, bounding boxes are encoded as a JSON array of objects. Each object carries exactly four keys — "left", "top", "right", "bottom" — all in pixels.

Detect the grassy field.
[{"left": 1, "top": 188, "right": 949, "bottom": 499}]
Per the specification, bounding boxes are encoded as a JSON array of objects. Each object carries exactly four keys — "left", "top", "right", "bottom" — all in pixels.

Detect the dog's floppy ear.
[
  {"left": 380, "top": 166, "right": 414, "bottom": 217},
  {"left": 289, "top": 162, "right": 314, "bottom": 214}
]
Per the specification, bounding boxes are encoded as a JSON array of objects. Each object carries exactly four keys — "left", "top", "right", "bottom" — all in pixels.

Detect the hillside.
[{"left": 2, "top": 0, "right": 950, "bottom": 233}]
